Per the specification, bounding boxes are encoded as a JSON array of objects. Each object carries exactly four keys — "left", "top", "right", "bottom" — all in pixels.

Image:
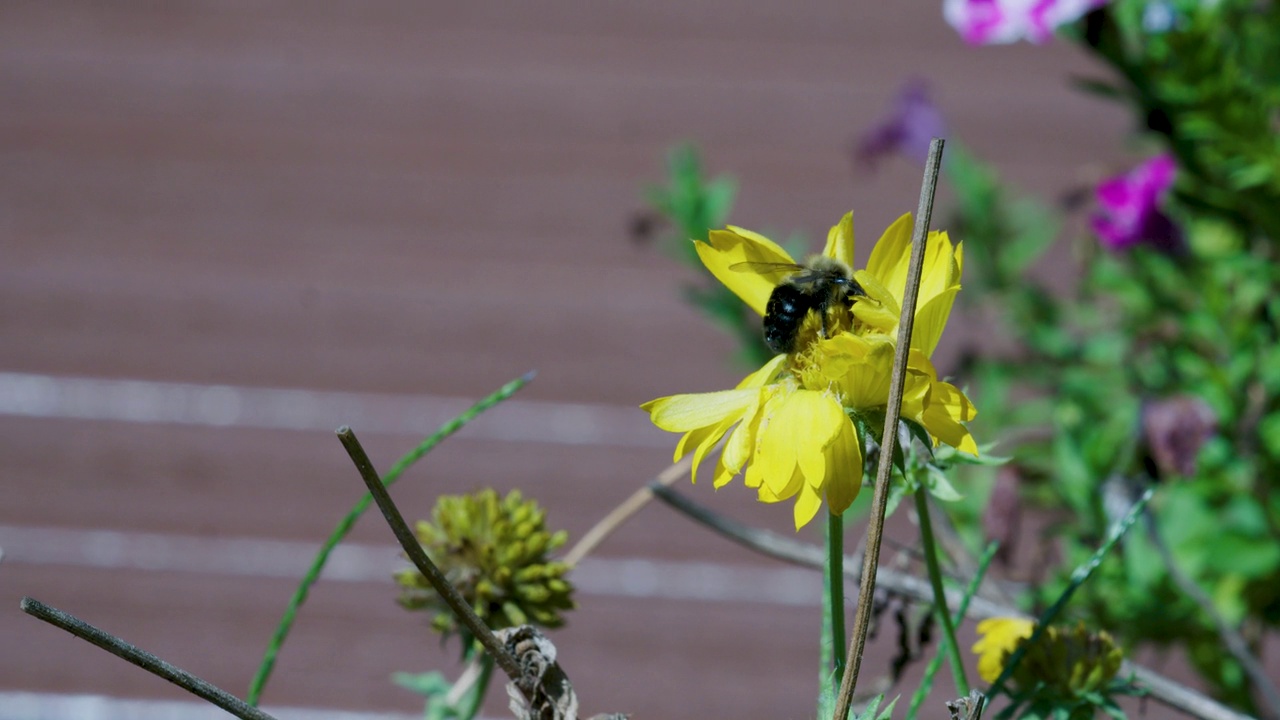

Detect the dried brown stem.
[
  {"left": 335, "top": 426, "right": 530, "bottom": 699},
  {"left": 833, "top": 137, "right": 945, "bottom": 720},
  {"left": 562, "top": 454, "right": 694, "bottom": 567},
  {"left": 20, "top": 597, "right": 279, "bottom": 720}
]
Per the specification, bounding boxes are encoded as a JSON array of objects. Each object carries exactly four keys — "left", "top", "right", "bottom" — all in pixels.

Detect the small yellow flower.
[
  {"left": 973, "top": 618, "right": 1124, "bottom": 696},
  {"left": 643, "top": 212, "right": 977, "bottom": 529},
  {"left": 973, "top": 617, "right": 1036, "bottom": 684}
]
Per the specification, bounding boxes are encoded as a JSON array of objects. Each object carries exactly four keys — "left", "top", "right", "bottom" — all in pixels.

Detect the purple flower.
[
  {"left": 944, "top": 0, "right": 1108, "bottom": 45},
  {"left": 855, "top": 80, "right": 946, "bottom": 171},
  {"left": 1142, "top": 395, "right": 1216, "bottom": 478},
  {"left": 1091, "top": 154, "right": 1182, "bottom": 252}
]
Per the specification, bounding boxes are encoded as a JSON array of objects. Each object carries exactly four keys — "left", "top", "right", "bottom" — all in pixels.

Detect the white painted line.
[
  {"left": 0, "top": 372, "right": 670, "bottom": 448},
  {"left": 0, "top": 524, "right": 819, "bottom": 607},
  {"left": 0, "top": 690, "right": 453, "bottom": 720}
]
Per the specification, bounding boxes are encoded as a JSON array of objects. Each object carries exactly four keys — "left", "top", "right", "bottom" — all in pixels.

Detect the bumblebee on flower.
[{"left": 643, "top": 211, "right": 978, "bottom": 529}]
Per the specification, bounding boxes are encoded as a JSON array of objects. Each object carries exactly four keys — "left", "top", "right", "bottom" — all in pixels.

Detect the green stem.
[
  {"left": 914, "top": 487, "right": 970, "bottom": 697},
  {"left": 828, "top": 510, "right": 846, "bottom": 680},
  {"left": 461, "top": 654, "right": 495, "bottom": 720},
  {"left": 905, "top": 543, "right": 999, "bottom": 720}
]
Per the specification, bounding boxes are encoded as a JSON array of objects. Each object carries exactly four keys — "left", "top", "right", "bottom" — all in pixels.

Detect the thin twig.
[
  {"left": 20, "top": 597, "right": 279, "bottom": 720},
  {"left": 247, "top": 371, "right": 533, "bottom": 705},
  {"left": 650, "top": 483, "right": 1256, "bottom": 720},
  {"left": 834, "top": 137, "right": 946, "bottom": 720},
  {"left": 562, "top": 454, "right": 693, "bottom": 567},
  {"left": 335, "top": 426, "right": 530, "bottom": 699}
]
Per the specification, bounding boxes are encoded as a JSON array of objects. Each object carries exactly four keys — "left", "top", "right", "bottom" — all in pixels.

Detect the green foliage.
[
  {"left": 850, "top": 693, "right": 900, "bottom": 720},
  {"left": 935, "top": 2, "right": 1280, "bottom": 711},
  {"left": 642, "top": 144, "right": 779, "bottom": 366},
  {"left": 393, "top": 667, "right": 487, "bottom": 720},
  {"left": 1087, "top": 0, "right": 1280, "bottom": 238}
]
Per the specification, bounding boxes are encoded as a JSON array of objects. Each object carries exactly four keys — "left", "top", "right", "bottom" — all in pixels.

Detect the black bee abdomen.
[{"left": 763, "top": 285, "right": 817, "bottom": 354}]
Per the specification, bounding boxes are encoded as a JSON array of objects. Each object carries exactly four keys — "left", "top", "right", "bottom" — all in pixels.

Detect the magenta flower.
[
  {"left": 1091, "top": 154, "right": 1182, "bottom": 252},
  {"left": 944, "top": 0, "right": 1108, "bottom": 45}
]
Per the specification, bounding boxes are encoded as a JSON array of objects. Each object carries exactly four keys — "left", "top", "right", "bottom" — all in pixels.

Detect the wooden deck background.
[{"left": 2, "top": 2, "right": 1141, "bottom": 718}]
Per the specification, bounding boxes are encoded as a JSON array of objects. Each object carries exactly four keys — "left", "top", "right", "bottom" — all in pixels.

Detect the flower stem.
[
  {"left": 827, "top": 510, "right": 846, "bottom": 680},
  {"left": 913, "top": 487, "right": 970, "bottom": 697}
]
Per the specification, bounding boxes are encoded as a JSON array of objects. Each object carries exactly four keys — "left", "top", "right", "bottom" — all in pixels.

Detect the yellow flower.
[
  {"left": 642, "top": 212, "right": 977, "bottom": 529},
  {"left": 972, "top": 618, "right": 1124, "bottom": 696},
  {"left": 973, "top": 617, "right": 1036, "bottom": 684}
]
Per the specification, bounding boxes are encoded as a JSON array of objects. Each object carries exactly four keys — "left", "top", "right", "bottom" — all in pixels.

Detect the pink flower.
[
  {"left": 1091, "top": 154, "right": 1182, "bottom": 252},
  {"left": 944, "top": 0, "right": 1108, "bottom": 45}
]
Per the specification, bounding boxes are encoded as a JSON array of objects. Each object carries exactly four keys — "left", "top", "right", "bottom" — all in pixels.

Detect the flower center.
[{"left": 785, "top": 303, "right": 858, "bottom": 399}]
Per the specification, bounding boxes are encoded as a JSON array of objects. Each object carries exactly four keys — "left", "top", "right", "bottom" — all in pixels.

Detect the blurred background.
[{"left": 1, "top": 2, "right": 1130, "bottom": 718}]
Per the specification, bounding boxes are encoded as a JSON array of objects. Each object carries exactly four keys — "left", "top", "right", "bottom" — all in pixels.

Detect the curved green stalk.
[
  {"left": 246, "top": 372, "right": 535, "bottom": 706},
  {"left": 986, "top": 487, "right": 1155, "bottom": 702},
  {"left": 914, "top": 487, "right": 970, "bottom": 697},
  {"left": 906, "top": 543, "right": 999, "bottom": 720}
]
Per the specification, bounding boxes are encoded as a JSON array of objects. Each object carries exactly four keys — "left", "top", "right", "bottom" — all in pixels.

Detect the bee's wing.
[{"left": 729, "top": 261, "right": 805, "bottom": 279}]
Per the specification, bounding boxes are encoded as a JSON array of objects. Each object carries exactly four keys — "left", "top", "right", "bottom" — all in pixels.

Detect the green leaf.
[
  {"left": 392, "top": 671, "right": 453, "bottom": 698},
  {"left": 925, "top": 465, "right": 964, "bottom": 502}
]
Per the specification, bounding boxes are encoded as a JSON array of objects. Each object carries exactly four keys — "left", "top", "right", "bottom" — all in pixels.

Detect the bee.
[{"left": 733, "top": 256, "right": 867, "bottom": 354}]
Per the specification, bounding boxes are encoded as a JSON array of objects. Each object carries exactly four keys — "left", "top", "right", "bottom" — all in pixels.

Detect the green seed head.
[{"left": 395, "top": 489, "right": 575, "bottom": 636}]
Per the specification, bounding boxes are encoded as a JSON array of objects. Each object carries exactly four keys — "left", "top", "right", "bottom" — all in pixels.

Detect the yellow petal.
[
  {"left": 973, "top": 618, "right": 1035, "bottom": 683},
  {"left": 643, "top": 387, "right": 758, "bottom": 432},
  {"left": 696, "top": 228, "right": 796, "bottom": 316},
  {"left": 674, "top": 423, "right": 718, "bottom": 465},
  {"left": 736, "top": 354, "right": 788, "bottom": 389},
  {"left": 823, "top": 415, "right": 864, "bottom": 515},
  {"left": 911, "top": 287, "right": 959, "bottom": 358},
  {"left": 793, "top": 483, "right": 823, "bottom": 530},
  {"left": 799, "top": 393, "right": 848, "bottom": 488},
  {"left": 714, "top": 393, "right": 764, "bottom": 488},
  {"left": 916, "top": 230, "right": 959, "bottom": 309},
  {"left": 760, "top": 464, "right": 805, "bottom": 504},
  {"left": 821, "top": 211, "right": 856, "bottom": 269},
  {"left": 923, "top": 381, "right": 979, "bottom": 455},
  {"left": 823, "top": 334, "right": 895, "bottom": 410},
  {"left": 865, "top": 212, "right": 913, "bottom": 301},
  {"left": 691, "top": 415, "right": 737, "bottom": 484},
  {"left": 850, "top": 269, "right": 902, "bottom": 334},
  {"left": 758, "top": 390, "right": 842, "bottom": 496}
]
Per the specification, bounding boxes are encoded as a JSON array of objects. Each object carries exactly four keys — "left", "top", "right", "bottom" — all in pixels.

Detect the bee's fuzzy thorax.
[{"left": 800, "top": 254, "right": 853, "bottom": 278}]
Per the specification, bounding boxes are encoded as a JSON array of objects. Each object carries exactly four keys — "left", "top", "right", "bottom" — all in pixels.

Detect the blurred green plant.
[
  {"left": 918, "top": 0, "right": 1280, "bottom": 713},
  {"left": 640, "top": 143, "right": 777, "bottom": 366}
]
